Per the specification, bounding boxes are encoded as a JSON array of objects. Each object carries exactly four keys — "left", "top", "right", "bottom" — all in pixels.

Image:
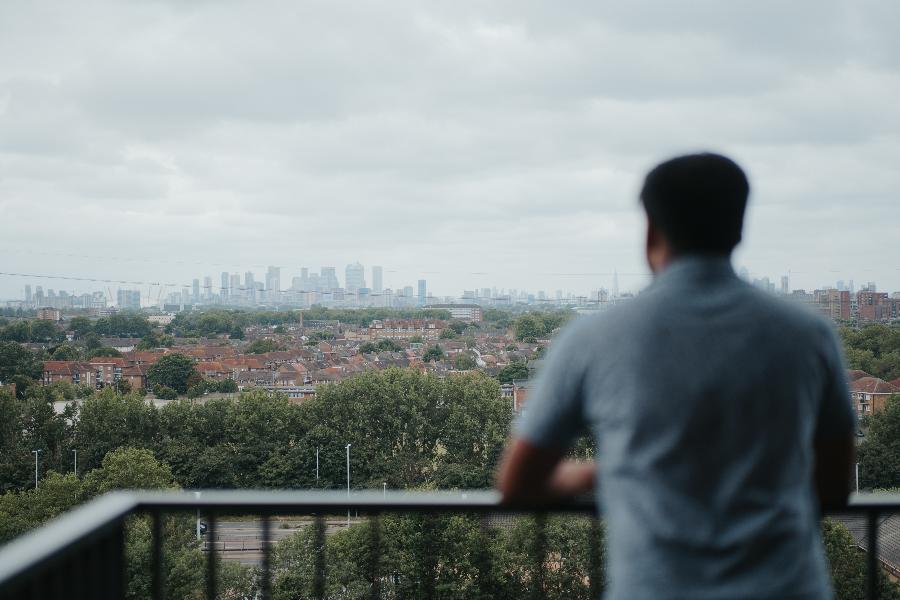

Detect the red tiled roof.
[
  {"left": 88, "top": 357, "right": 126, "bottom": 366},
  {"left": 846, "top": 369, "right": 872, "bottom": 382},
  {"left": 850, "top": 377, "right": 900, "bottom": 395}
]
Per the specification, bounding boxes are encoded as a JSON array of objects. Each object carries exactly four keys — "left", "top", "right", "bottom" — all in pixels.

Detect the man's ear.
[{"left": 646, "top": 219, "right": 668, "bottom": 274}]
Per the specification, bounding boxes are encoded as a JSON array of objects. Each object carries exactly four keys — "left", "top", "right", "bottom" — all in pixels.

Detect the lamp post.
[
  {"left": 316, "top": 447, "right": 319, "bottom": 483},
  {"left": 31, "top": 449, "right": 42, "bottom": 489},
  {"left": 383, "top": 482, "right": 386, "bottom": 497},
  {"left": 72, "top": 449, "right": 77, "bottom": 478},
  {"left": 345, "top": 443, "right": 351, "bottom": 527}
]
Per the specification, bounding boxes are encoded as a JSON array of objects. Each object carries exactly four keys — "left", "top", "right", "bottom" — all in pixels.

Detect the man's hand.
[
  {"left": 814, "top": 433, "right": 856, "bottom": 511},
  {"left": 496, "top": 437, "right": 595, "bottom": 506}
]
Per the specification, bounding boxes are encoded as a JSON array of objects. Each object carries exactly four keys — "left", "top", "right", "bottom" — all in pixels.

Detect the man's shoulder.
[{"left": 742, "top": 285, "right": 836, "bottom": 338}]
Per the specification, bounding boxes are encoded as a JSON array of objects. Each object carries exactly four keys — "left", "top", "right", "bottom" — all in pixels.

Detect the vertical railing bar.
[
  {"left": 531, "top": 513, "right": 547, "bottom": 600},
  {"left": 206, "top": 512, "right": 217, "bottom": 600},
  {"left": 867, "top": 510, "right": 879, "bottom": 600},
  {"left": 589, "top": 516, "right": 602, "bottom": 599},
  {"left": 368, "top": 513, "right": 381, "bottom": 600},
  {"left": 261, "top": 514, "right": 272, "bottom": 600},
  {"left": 313, "top": 514, "right": 326, "bottom": 600},
  {"left": 152, "top": 509, "right": 164, "bottom": 600},
  {"left": 113, "top": 519, "right": 126, "bottom": 600}
]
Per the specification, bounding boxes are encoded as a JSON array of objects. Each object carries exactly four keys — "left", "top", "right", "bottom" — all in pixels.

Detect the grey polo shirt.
[{"left": 518, "top": 256, "right": 854, "bottom": 600}]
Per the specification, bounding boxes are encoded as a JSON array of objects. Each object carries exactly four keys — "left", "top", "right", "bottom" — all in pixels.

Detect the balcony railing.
[{"left": 0, "top": 490, "right": 897, "bottom": 600}]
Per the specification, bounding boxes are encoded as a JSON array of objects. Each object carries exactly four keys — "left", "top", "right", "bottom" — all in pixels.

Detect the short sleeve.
[
  {"left": 515, "top": 321, "right": 589, "bottom": 449},
  {"left": 815, "top": 324, "right": 856, "bottom": 439}
]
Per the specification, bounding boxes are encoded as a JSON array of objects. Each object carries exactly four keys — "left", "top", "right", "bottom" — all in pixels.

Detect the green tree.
[
  {"left": 50, "top": 343, "right": 81, "bottom": 360},
  {"left": 147, "top": 353, "right": 197, "bottom": 394},
  {"left": 0, "top": 341, "right": 43, "bottom": 383},
  {"left": 514, "top": 314, "right": 545, "bottom": 343},
  {"left": 136, "top": 331, "right": 175, "bottom": 350},
  {"left": 454, "top": 353, "right": 476, "bottom": 371},
  {"left": 423, "top": 345, "right": 444, "bottom": 362},
  {"left": 822, "top": 518, "right": 900, "bottom": 600},
  {"left": 0, "top": 321, "right": 32, "bottom": 342},
  {"left": 74, "top": 390, "right": 160, "bottom": 472},
  {"left": 246, "top": 338, "right": 284, "bottom": 354},
  {"left": 87, "top": 346, "right": 123, "bottom": 358},
  {"left": 840, "top": 325, "right": 900, "bottom": 380},
  {"left": 81, "top": 447, "right": 175, "bottom": 497},
  {"left": 498, "top": 361, "right": 529, "bottom": 384},
  {"left": 439, "top": 328, "right": 459, "bottom": 340},
  {"left": 68, "top": 316, "right": 94, "bottom": 339},
  {"left": 30, "top": 320, "right": 62, "bottom": 343},
  {"left": 858, "top": 394, "right": 900, "bottom": 489},
  {"left": 154, "top": 385, "right": 178, "bottom": 400}
]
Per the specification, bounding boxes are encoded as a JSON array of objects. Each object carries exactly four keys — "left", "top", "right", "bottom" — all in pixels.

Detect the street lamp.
[
  {"left": 383, "top": 482, "right": 386, "bottom": 497},
  {"left": 31, "top": 449, "right": 42, "bottom": 489},
  {"left": 71, "top": 449, "right": 78, "bottom": 478},
  {"left": 316, "top": 447, "right": 319, "bottom": 483},
  {"left": 345, "top": 443, "right": 351, "bottom": 527}
]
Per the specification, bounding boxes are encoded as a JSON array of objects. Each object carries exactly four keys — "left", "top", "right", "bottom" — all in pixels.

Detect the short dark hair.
[{"left": 639, "top": 152, "right": 749, "bottom": 255}]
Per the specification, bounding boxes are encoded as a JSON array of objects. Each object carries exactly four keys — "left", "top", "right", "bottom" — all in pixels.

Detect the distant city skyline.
[
  {"left": 4, "top": 258, "right": 897, "bottom": 309},
  {"left": 1, "top": 3, "right": 898, "bottom": 311}
]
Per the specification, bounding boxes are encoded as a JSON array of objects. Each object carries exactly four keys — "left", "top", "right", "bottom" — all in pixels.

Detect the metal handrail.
[{"left": 0, "top": 490, "right": 896, "bottom": 600}]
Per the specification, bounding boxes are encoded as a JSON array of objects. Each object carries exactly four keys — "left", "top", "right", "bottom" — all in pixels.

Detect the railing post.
[
  {"left": 261, "top": 515, "right": 272, "bottom": 600},
  {"left": 530, "top": 514, "right": 547, "bottom": 600},
  {"left": 312, "top": 515, "right": 326, "bottom": 600},
  {"left": 366, "top": 514, "right": 381, "bottom": 600},
  {"left": 867, "top": 511, "right": 879, "bottom": 600},
  {"left": 152, "top": 510, "right": 164, "bottom": 600},
  {"left": 206, "top": 513, "right": 217, "bottom": 600},
  {"left": 588, "top": 517, "right": 604, "bottom": 599}
]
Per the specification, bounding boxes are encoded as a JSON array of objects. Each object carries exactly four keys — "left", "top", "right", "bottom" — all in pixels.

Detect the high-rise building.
[
  {"left": 418, "top": 279, "right": 427, "bottom": 306},
  {"left": 266, "top": 266, "right": 281, "bottom": 302},
  {"left": 192, "top": 279, "right": 200, "bottom": 302},
  {"left": 372, "top": 266, "right": 383, "bottom": 293},
  {"left": 780, "top": 275, "right": 789, "bottom": 295},
  {"left": 221, "top": 272, "right": 230, "bottom": 301},
  {"left": 230, "top": 273, "right": 241, "bottom": 302},
  {"left": 24, "top": 285, "right": 32, "bottom": 304},
  {"left": 321, "top": 267, "right": 339, "bottom": 291},
  {"left": 117, "top": 289, "right": 141, "bottom": 310},
  {"left": 299, "top": 267, "right": 310, "bottom": 291},
  {"left": 245, "top": 271, "right": 256, "bottom": 303},
  {"left": 345, "top": 262, "right": 365, "bottom": 294},
  {"left": 203, "top": 276, "right": 213, "bottom": 300}
]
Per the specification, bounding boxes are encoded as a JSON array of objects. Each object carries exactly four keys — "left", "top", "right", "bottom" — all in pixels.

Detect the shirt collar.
[{"left": 652, "top": 255, "right": 737, "bottom": 287}]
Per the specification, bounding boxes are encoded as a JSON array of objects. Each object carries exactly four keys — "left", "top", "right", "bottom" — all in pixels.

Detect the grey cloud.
[{"left": 0, "top": 0, "right": 898, "bottom": 297}]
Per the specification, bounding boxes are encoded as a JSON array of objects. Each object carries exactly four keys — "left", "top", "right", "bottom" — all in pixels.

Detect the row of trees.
[
  {"left": 0, "top": 369, "right": 512, "bottom": 493},
  {"left": 840, "top": 324, "right": 900, "bottom": 381},
  {"left": 513, "top": 311, "right": 574, "bottom": 343},
  {"left": 166, "top": 307, "right": 454, "bottom": 338},
  {"left": 1, "top": 365, "right": 898, "bottom": 598}
]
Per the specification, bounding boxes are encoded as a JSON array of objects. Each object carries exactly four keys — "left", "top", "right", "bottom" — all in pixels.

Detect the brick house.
[{"left": 850, "top": 377, "right": 900, "bottom": 416}]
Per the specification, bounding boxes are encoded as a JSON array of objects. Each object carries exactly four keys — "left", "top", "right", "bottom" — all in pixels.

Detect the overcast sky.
[{"left": 1, "top": 0, "right": 898, "bottom": 301}]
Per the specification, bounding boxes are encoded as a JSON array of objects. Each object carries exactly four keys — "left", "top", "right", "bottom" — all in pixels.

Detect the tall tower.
[
  {"left": 221, "top": 272, "right": 230, "bottom": 302},
  {"left": 418, "top": 279, "right": 427, "bottom": 306},
  {"left": 345, "top": 263, "right": 365, "bottom": 294},
  {"left": 372, "top": 266, "right": 383, "bottom": 293},
  {"left": 321, "top": 267, "right": 339, "bottom": 291},
  {"left": 266, "top": 266, "right": 281, "bottom": 302}
]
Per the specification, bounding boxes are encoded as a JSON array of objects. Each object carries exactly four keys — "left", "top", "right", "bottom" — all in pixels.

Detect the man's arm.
[
  {"left": 813, "top": 323, "right": 857, "bottom": 511},
  {"left": 496, "top": 437, "right": 595, "bottom": 506},
  {"left": 814, "top": 434, "right": 855, "bottom": 511}
]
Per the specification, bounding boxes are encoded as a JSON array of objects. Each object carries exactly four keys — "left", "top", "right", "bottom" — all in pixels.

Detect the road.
[{"left": 202, "top": 518, "right": 356, "bottom": 566}]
